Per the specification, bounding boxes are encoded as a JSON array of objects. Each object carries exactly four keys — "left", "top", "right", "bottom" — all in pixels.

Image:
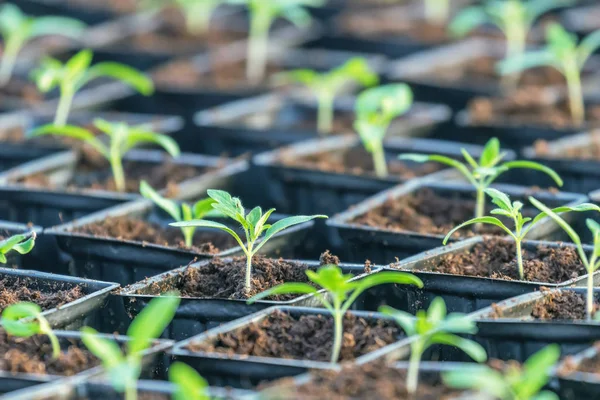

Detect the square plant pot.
[
  {"left": 327, "top": 179, "right": 587, "bottom": 264},
  {"left": 194, "top": 93, "right": 448, "bottom": 156},
  {"left": 120, "top": 258, "right": 375, "bottom": 340},
  {"left": 556, "top": 343, "right": 600, "bottom": 400},
  {"left": 168, "top": 306, "right": 413, "bottom": 388},
  {"left": 352, "top": 237, "right": 598, "bottom": 316}
]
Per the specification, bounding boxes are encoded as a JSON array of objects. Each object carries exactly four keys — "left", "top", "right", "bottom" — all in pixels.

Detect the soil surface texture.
[
  {"left": 561, "top": 343, "right": 600, "bottom": 376},
  {"left": 0, "top": 277, "right": 84, "bottom": 312},
  {"left": 0, "top": 79, "right": 44, "bottom": 107},
  {"left": 187, "top": 309, "right": 400, "bottom": 362},
  {"left": 534, "top": 131, "right": 600, "bottom": 160},
  {"left": 531, "top": 290, "right": 599, "bottom": 320}
]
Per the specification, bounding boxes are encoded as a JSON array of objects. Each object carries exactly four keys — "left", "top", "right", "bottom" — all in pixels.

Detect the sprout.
[
  {"left": 31, "top": 49, "right": 154, "bottom": 127},
  {"left": 0, "top": 231, "right": 36, "bottom": 263},
  {"left": 228, "top": 0, "right": 325, "bottom": 84},
  {"left": 171, "top": 190, "right": 327, "bottom": 294},
  {"left": 2, "top": 302, "right": 60, "bottom": 359},
  {"left": 140, "top": 180, "right": 216, "bottom": 248},
  {"left": 273, "top": 57, "right": 379, "bottom": 135},
  {"left": 530, "top": 196, "right": 600, "bottom": 321},
  {"left": 169, "top": 362, "right": 209, "bottom": 400},
  {"left": 139, "top": 0, "right": 227, "bottom": 35},
  {"left": 443, "top": 188, "right": 599, "bottom": 280},
  {"left": 498, "top": 23, "right": 600, "bottom": 126},
  {"left": 354, "top": 84, "right": 413, "bottom": 178},
  {"left": 82, "top": 294, "right": 180, "bottom": 400},
  {"left": 31, "top": 119, "right": 180, "bottom": 193},
  {"left": 0, "top": 3, "right": 86, "bottom": 86},
  {"left": 249, "top": 264, "right": 423, "bottom": 364},
  {"left": 380, "top": 297, "right": 487, "bottom": 395},
  {"left": 399, "top": 137, "right": 563, "bottom": 221},
  {"left": 443, "top": 344, "right": 561, "bottom": 400}
]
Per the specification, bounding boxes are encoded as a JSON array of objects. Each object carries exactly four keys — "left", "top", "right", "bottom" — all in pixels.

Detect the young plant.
[
  {"left": 31, "top": 49, "right": 154, "bottom": 127},
  {"left": 0, "top": 231, "right": 36, "bottom": 263},
  {"left": 399, "top": 137, "right": 563, "bottom": 221},
  {"left": 169, "top": 361, "right": 209, "bottom": 400},
  {"left": 170, "top": 190, "right": 327, "bottom": 294},
  {"left": 274, "top": 57, "right": 379, "bottom": 135},
  {"left": 31, "top": 119, "right": 180, "bottom": 193},
  {"left": 498, "top": 23, "right": 600, "bottom": 126},
  {"left": 0, "top": 4, "right": 86, "bottom": 86},
  {"left": 443, "top": 188, "right": 600, "bottom": 280},
  {"left": 229, "top": 0, "right": 325, "bottom": 84},
  {"left": 443, "top": 344, "right": 560, "bottom": 400},
  {"left": 380, "top": 297, "right": 487, "bottom": 395},
  {"left": 140, "top": 180, "right": 216, "bottom": 248},
  {"left": 82, "top": 294, "right": 180, "bottom": 400},
  {"left": 249, "top": 264, "right": 423, "bottom": 364},
  {"left": 354, "top": 83, "right": 413, "bottom": 178},
  {"left": 1, "top": 302, "right": 60, "bottom": 359},
  {"left": 530, "top": 196, "right": 600, "bottom": 321},
  {"left": 140, "top": 0, "right": 227, "bottom": 35}
]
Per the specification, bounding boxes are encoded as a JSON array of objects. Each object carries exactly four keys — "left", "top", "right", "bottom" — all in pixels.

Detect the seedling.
[
  {"left": 274, "top": 57, "right": 379, "bottom": 134},
  {"left": 450, "top": 0, "right": 573, "bottom": 86},
  {"left": 443, "top": 188, "right": 600, "bottom": 280},
  {"left": 380, "top": 297, "right": 487, "bottom": 395},
  {"left": 140, "top": 0, "right": 227, "bottom": 35},
  {"left": 31, "top": 119, "right": 180, "bottom": 193},
  {"left": 0, "top": 231, "right": 36, "bottom": 263},
  {"left": 399, "top": 137, "right": 563, "bottom": 221},
  {"left": 32, "top": 49, "right": 154, "bottom": 127},
  {"left": 354, "top": 84, "right": 413, "bottom": 178},
  {"left": 249, "top": 264, "right": 423, "bottom": 364},
  {"left": 530, "top": 196, "right": 600, "bottom": 321},
  {"left": 498, "top": 23, "right": 600, "bottom": 126},
  {"left": 229, "top": 0, "right": 325, "bottom": 84},
  {"left": 171, "top": 190, "right": 326, "bottom": 294},
  {"left": 82, "top": 294, "right": 180, "bottom": 400},
  {"left": 443, "top": 344, "right": 560, "bottom": 400},
  {"left": 140, "top": 180, "right": 216, "bottom": 248},
  {"left": 1, "top": 302, "right": 60, "bottom": 359},
  {"left": 0, "top": 4, "right": 85, "bottom": 86},
  {"left": 169, "top": 361, "right": 209, "bottom": 400}
]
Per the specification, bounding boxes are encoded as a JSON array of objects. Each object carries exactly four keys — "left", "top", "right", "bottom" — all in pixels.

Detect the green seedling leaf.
[
  {"left": 2, "top": 302, "right": 60, "bottom": 359},
  {"left": 170, "top": 361, "right": 209, "bottom": 400},
  {"left": 128, "top": 294, "right": 180, "bottom": 354},
  {"left": 0, "top": 231, "right": 36, "bottom": 262}
]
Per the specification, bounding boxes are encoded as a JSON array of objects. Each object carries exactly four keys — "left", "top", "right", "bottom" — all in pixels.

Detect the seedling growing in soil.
[
  {"left": 443, "top": 344, "right": 560, "bottom": 400},
  {"left": 31, "top": 119, "right": 180, "bottom": 193},
  {"left": 498, "top": 23, "right": 600, "bottom": 126},
  {"left": 249, "top": 264, "right": 423, "bottom": 364},
  {"left": 274, "top": 57, "right": 379, "bottom": 135},
  {"left": 140, "top": 181, "right": 216, "bottom": 248},
  {"left": 0, "top": 231, "right": 36, "bottom": 263},
  {"left": 82, "top": 294, "right": 180, "bottom": 400},
  {"left": 229, "top": 0, "right": 324, "bottom": 84},
  {"left": 443, "top": 188, "right": 599, "bottom": 280},
  {"left": 399, "top": 137, "right": 563, "bottom": 221},
  {"left": 530, "top": 197, "right": 600, "bottom": 321},
  {"left": 32, "top": 49, "right": 154, "bottom": 127},
  {"left": 171, "top": 190, "right": 327, "bottom": 294},
  {"left": 169, "top": 361, "right": 209, "bottom": 400},
  {"left": 354, "top": 84, "right": 413, "bottom": 178},
  {"left": 1, "top": 302, "right": 60, "bottom": 359},
  {"left": 380, "top": 297, "right": 487, "bottom": 395},
  {"left": 0, "top": 4, "right": 86, "bottom": 86},
  {"left": 140, "top": 0, "right": 227, "bottom": 35}
]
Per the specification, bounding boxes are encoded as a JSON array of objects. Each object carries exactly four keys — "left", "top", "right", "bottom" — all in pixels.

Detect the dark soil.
[
  {"left": 264, "top": 361, "right": 461, "bottom": 400},
  {"left": 141, "top": 252, "right": 357, "bottom": 301},
  {"left": 279, "top": 147, "right": 443, "bottom": 178},
  {"left": 0, "top": 78, "right": 44, "bottom": 107},
  {"left": 404, "top": 238, "right": 586, "bottom": 283},
  {"left": 152, "top": 58, "right": 282, "bottom": 90},
  {"left": 72, "top": 216, "right": 238, "bottom": 254},
  {"left": 534, "top": 131, "right": 600, "bottom": 160},
  {"left": 187, "top": 309, "right": 400, "bottom": 362},
  {"left": 0, "top": 330, "right": 98, "bottom": 376},
  {"left": 469, "top": 89, "right": 600, "bottom": 129},
  {"left": 0, "top": 278, "right": 84, "bottom": 312},
  {"left": 531, "top": 290, "right": 598, "bottom": 321},
  {"left": 561, "top": 343, "right": 600, "bottom": 376},
  {"left": 351, "top": 188, "right": 521, "bottom": 238}
]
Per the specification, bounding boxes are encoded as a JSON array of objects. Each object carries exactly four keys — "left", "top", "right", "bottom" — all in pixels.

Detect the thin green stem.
[
  {"left": 247, "top": 8, "right": 272, "bottom": 85},
  {"left": 125, "top": 381, "right": 137, "bottom": 400},
  {"left": 516, "top": 239, "right": 524, "bottom": 280},
  {"left": 330, "top": 304, "right": 343, "bottom": 364},
  {"left": 183, "top": 227, "right": 194, "bottom": 248},
  {"left": 406, "top": 341, "right": 423, "bottom": 395},
  {"left": 54, "top": 85, "right": 75, "bottom": 127},
  {"left": 372, "top": 142, "right": 388, "bottom": 178},
  {"left": 245, "top": 245, "right": 254, "bottom": 294},
  {"left": 110, "top": 151, "right": 126, "bottom": 193},
  {"left": 475, "top": 186, "right": 485, "bottom": 220},
  {"left": 0, "top": 37, "right": 22, "bottom": 87},
  {"left": 564, "top": 58, "right": 585, "bottom": 126},
  {"left": 317, "top": 92, "right": 335, "bottom": 135},
  {"left": 587, "top": 256, "right": 596, "bottom": 322}
]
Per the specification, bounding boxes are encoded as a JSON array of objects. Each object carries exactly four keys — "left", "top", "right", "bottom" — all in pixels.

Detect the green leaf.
[
  {"left": 484, "top": 188, "right": 513, "bottom": 212},
  {"left": 428, "top": 297, "right": 447, "bottom": 324},
  {"left": 354, "top": 271, "right": 423, "bottom": 294},
  {"left": 170, "top": 361, "right": 209, "bottom": 400},
  {"left": 81, "top": 326, "right": 124, "bottom": 369},
  {"left": 65, "top": 49, "right": 92, "bottom": 82},
  {"left": 0, "top": 232, "right": 35, "bottom": 255},
  {"left": 529, "top": 197, "right": 583, "bottom": 248},
  {"left": 140, "top": 180, "right": 181, "bottom": 221},
  {"left": 378, "top": 305, "right": 416, "bottom": 336},
  {"left": 355, "top": 84, "right": 413, "bottom": 121},
  {"left": 461, "top": 149, "right": 479, "bottom": 170},
  {"left": 247, "top": 282, "right": 318, "bottom": 304},
  {"left": 479, "top": 138, "right": 500, "bottom": 167},
  {"left": 1, "top": 302, "right": 42, "bottom": 337},
  {"left": 0, "top": 4, "right": 26, "bottom": 35},
  {"left": 528, "top": 203, "right": 600, "bottom": 228},
  {"left": 85, "top": 62, "right": 154, "bottom": 95},
  {"left": 122, "top": 129, "right": 180, "bottom": 158},
  {"left": 29, "top": 124, "right": 109, "bottom": 157},
  {"left": 30, "top": 17, "right": 86, "bottom": 39},
  {"left": 497, "top": 50, "right": 557, "bottom": 76},
  {"left": 246, "top": 206, "right": 262, "bottom": 230},
  {"left": 502, "top": 161, "right": 563, "bottom": 187},
  {"left": 443, "top": 217, "right": 513, "bottom": 245},
  {"left": 448, "top": 6, "right": 488, "bottom": 37},
  {"left": 192, "top": 198, "right": 216, "bottom": 219},
  {"left": 336, "top": 57, "right": 379, "bottom": 87},
  {"left": 254, "top": 208, "right": 275, "bottom": 238},
  {"left": 272, "top": 69, "right": 318, "bottom": 86},
  {"left": 518, "top": 344, "right": 561, "bottom": 399},
  {"left": 443, "top": 366, "right": 508, "bottom": 399},
  {"left": 170, "top": 219, "right": 246, "bottom": 250},
  {"left": 127, "top": 295, "right": 180, "bottom": 354},
  {"left": 253, "top": 214, "right": 327, "bottom": 253},
  {"left": 430, "top": 332, "right": 487, "bottom": 362},
  {"left": 577, "top": 29, "right": 600, "bottom": 68},
  {"left": 398, "top": 154, "right": 476, "bottom": 186}
]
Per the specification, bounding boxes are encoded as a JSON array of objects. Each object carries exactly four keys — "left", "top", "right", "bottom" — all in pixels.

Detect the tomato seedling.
[
  {"left": 0, "top": 231, "right": 36, "bottom": 263},
  {"left": 2, "top": 302, "right": 60, "bottom": 359},
  {"left": 169, "top": 361, "right": 209, "bottom": 400}
]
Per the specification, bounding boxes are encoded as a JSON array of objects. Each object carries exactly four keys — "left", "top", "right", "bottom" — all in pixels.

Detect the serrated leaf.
[{"left": 485, "top": 188, "right": 513, "bottom": 212}]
